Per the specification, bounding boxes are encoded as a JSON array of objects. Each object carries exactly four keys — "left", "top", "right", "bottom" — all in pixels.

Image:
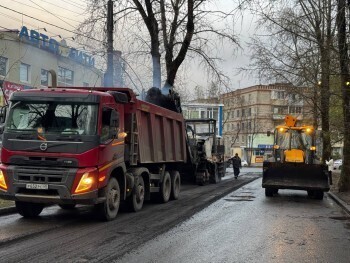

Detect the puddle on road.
[{"left": 224, "top": 195, "right": 256, "bottom": 202}]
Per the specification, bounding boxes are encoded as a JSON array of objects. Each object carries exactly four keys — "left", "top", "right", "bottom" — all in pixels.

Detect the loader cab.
[{"left": 273, "top": 126, "right": 315, "bottom": 163}]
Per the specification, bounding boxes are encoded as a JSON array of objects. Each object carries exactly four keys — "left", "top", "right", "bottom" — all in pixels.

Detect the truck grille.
[{"left": 15, "top": 167, "right": 68, "bottom": 184}]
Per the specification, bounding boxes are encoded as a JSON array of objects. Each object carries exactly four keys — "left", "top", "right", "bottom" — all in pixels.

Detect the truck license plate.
[{"left": 26, "top": 183, "right": 49, "bottom": 190}]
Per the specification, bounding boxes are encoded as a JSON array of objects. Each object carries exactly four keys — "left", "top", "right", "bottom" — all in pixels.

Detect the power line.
[
  {"left": 10, "top": 0, "right": 83, "bottom": 24},
  {"left": 29, "top": 0, "right": 76, "bottom": 29},
  {"left": 59, "top": 0, "right": 87, "bottom": 11},
  {"left": 38, "top": 0, "right": 86, "bottom": 16},
  {"left": 0, "top": 4, "right": 106, "bottom": 45}
]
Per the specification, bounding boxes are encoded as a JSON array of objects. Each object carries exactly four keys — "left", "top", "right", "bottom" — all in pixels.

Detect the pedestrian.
[
  {"left": 325, "top": 156, "right": 334, "bottom": 185},
  {"left": 231, "top": 153, "right": 242, "bottom": 179}
]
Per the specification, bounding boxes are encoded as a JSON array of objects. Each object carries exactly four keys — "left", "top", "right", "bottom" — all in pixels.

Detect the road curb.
[
  {"left": 0, "top": 206, "right": 16, "bottom": 216},
  {"left": 327, "top": 192, "right": 350, "bottom": 216}
]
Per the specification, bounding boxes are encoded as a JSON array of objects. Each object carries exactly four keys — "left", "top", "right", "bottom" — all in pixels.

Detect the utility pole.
[{"left": 105, "top": 0, "right": 114, "bottom": 87}]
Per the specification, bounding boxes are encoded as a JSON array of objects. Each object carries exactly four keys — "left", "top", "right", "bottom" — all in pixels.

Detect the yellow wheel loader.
[{"left": 262, "top": 115, "right": 330, "bottom": 200}]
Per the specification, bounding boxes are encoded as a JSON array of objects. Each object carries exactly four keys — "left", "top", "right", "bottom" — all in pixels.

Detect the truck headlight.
[
  {"left": 74, "top": 172, "right": 96, "bottom": 194},
  {"left": 0, "top": 170, "right": 7, "bottom": 190}
]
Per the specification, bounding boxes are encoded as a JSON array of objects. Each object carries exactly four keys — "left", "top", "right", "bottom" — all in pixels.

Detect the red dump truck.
[{"left": 0, "top": 86, "right": 188, "bottom": 220}]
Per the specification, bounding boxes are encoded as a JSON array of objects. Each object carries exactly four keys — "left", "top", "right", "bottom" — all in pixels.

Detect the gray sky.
[{"left": 0, "top": 0, "right": 260, "bottom": 95}]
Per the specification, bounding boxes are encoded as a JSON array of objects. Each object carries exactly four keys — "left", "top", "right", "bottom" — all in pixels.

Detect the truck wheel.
[
  {"left": 265, "top": 188, "right": 274, "bottom": 197},
  {"left": 170, "top": 171, "right": 181, "bottom": 200},
  {"left": 273, "top": 189, "right": 279, "bottom": 194},
  {"left": 16, "top": 201, "right": 44, "bottom": 218},
  {"left": 96, "top": 177, "right": 120, "bottom": 221},
  {"left": 196, "top": 171, "right": 206, "bottom": 186},
  {"left": 59, "top": 204, "right": 76, "bottom": 210},
  {"left": 127, "top": 176, "right": 145, "bottom": 212},
  {"left": 159, "top": 171, "right": 171, "bottom": 203}
]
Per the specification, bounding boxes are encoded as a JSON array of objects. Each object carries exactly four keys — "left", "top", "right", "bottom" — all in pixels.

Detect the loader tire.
[
  {"left": 16, "top": 201, "right": 44, "bottom": 218},
  {"left": 59, "top": 204, "right": 76, "bottom": 210},
  {"left": 307, "top": 190, "right": 324, "bottom": 200},
  {"left": 265, "top": 188, "right": 274, "bottom": 197},
  {"left": 170, "top": 171, "right": 181, "bottom": 200},
  {"left": 314, "top": 191, "right": 324, "bottom": 200}
]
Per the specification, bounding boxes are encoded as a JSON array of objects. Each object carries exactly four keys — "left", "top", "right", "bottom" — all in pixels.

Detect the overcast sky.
[{"left": 0, "top": 0, "right": 260, "bottom": 96}]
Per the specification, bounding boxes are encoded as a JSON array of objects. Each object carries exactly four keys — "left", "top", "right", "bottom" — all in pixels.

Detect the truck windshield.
[
  {"left": 277, "top": 129, "right": 311, "bottom": 150},
  {"left": 5, "top": 101, "right": 98, "bottom": 135}
]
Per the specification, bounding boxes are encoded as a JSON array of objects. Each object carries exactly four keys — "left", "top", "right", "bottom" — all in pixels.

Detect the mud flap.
[{"left": 262, "top": 162, "right": 330, "bottom": 192}]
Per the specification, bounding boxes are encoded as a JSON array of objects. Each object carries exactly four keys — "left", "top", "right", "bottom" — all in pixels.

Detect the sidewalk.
[{"left": 328, "top": 171, "right": 350, "bottom": 215}]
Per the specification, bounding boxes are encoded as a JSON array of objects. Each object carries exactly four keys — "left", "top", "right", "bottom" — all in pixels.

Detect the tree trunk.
[{"left": 336, "top": 0, "right": 350, "bottom": 191}]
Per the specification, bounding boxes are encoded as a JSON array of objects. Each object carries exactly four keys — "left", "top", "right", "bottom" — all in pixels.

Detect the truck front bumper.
[{"left": 0, "top": 165, "right": 104, "bottom": 205}]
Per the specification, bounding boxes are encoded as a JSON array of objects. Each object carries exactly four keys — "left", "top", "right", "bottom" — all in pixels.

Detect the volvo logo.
[{"left": 40, "top": 142, "right": 48, "bottom": 151}]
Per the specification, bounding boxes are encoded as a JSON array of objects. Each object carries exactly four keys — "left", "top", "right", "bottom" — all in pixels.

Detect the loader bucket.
[{"left": 262, "top": 161, "right": 330, "bottom": 192}]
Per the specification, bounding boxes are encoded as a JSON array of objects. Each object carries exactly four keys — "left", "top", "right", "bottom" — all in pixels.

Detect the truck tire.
[
  {"left": 196, "top": 171, "right": 206, "bottom": 186},
  {"left": 170, "top": 171, "right": 181, "bottom": 200},
  {"left": 159, "top": 171, "right": 171, "bottom": 203},
  {"left": 16, "top": 201, "right": 44, "bottom": 218},
  {"left": 95, "top": 177, "right": 120, "bottom": 221},
  {"left": 59, "top": 204, "right": 76, "bottom": 210},
  {"left": 265, "top": 188, "right": 274, "bottom": 197},
  {"left": 127, "top": 176, "right": 145, "bottom": 212}
]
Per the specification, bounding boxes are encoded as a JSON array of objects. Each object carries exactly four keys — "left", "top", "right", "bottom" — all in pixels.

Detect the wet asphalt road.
[
  {"left": 0, "top": 167, "right": 349, "bottom": 263},
  {"left": 0, "top": 168, "right": 259, "bottom": 263},
  {"left": 118, "top": 177, "right": 350, "bottom": 263}
]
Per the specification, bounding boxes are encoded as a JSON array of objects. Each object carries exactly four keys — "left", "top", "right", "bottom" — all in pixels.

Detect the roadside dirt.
[{"left": 331, "top": 170, "right": 350, "bottom": 205}]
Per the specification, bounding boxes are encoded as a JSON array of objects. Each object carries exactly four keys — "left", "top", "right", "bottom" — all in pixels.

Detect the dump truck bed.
[{"left": 262, "top": 162, "right": 330, "bottom": 191}]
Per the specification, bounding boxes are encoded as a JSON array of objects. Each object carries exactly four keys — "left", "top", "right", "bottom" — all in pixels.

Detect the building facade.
[
  {"left": 221, "top": 83, "right": 313, "bottom": 164},
  {"left": 0, "top": 27, "right": 104, "bottom": 105}
]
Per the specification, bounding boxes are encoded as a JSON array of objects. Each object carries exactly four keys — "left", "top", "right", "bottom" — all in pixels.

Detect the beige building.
[
  {"left": 0, "top": 27, "right": 103, "bottom": 105},
  {"left": 221, "top": 83, "right": 313, "bottom": 165}
]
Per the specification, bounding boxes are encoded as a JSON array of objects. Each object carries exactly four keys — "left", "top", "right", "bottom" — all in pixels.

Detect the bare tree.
[
  {"left": 247, "top": 0, "right": 337, "bottom": 162},
  {"left": 79, "top": 0, "right": 239, "bottom": 92}
]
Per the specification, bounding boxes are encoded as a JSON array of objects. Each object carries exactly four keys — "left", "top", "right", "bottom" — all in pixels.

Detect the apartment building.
[{"left": 221, "top": 83, "right": 313, "bottom": 164}]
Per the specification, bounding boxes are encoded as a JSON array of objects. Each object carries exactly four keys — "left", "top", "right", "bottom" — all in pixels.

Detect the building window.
[
  {"left": 41, "top": 69, "right": 49, "bottom": 86},
  {"left": 0, "top": 56, "right": 8, "bottom": 76},
  {"left": 273, "top": 106, "right": 287, "bottom": 114},
  {"left": 20, "top": 63, "right": 31, "bottom": 83},
  {"left": 83, "top": 82, "right": 89, "bottom": 87},
  {"left": 242, "top": 109, "right": 245, "bottom": 117},
  {"left": 58, "top": 66, "right": 74, "bottom": 86},
  {"left": 236, "top": 110, "right": 240, "bottom": 117},
  {"left": 289, "top": 106, "right": 302, "bottom": 114},
  {"left": 242, "top": 122, "right": 245, "bottom": 131},
  {"left": 248, "top": 108, "right": 251, "bottom": 116},
  {"left": 248, "top": 122, "right": 251, "bottom": 130},
  {"left": 237, "top": 123, "right": 240, "bottom": 130},
  {"left": 242, "top": 135, "right": 245, "bottom": 143}
]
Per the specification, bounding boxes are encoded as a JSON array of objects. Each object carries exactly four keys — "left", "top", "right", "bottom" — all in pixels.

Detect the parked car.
[
  {"left": 334, "top": 159, "right": 342, "bottom": 170},
  {"left": 241, "top": 160, "right": 248, "bottom": 167}
]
